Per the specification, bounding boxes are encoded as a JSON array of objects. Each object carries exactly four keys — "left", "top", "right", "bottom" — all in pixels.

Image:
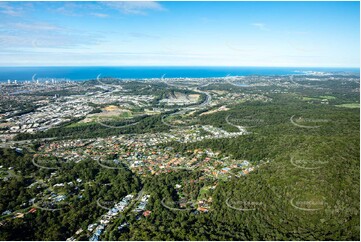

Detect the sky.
[{"left": 0, "top": 1, "right": 359, "bottom": 67}]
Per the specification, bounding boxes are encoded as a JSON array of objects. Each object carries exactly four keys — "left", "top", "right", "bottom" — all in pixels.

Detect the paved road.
[
  {"left": 225, "top": 115, "right": 247, "bottom": 133},
  {"left": 161, "top": 197, "right": 194, "bottom": 211},
  {"left": 0, "top": 137, "right": 56, "bottom": 149},
  {"left": 160, "top": 80, "right": 212, "bottom": 128},
  {"left": 99, "top": 188, "right": 144, "bottom": 240}
]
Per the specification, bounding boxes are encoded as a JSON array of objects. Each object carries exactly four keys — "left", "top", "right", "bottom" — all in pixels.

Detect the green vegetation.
[
  {"left": 14, "top": 113, "right": 170, "bottom": 140},
  {"left": 115, "top": 94, "right": 359, "bottom": 240},
  {"left": 335, "top": 103, "right": 360, "bottom": 109},
  {"left": 320, "top": 95, "right": 336, "bottom": 100},
  {"left": 0, "top": 148, "right": 141, "bottom": 240},
  {"left": 1, "top": 74, "right": 359, "bottom": 240}
]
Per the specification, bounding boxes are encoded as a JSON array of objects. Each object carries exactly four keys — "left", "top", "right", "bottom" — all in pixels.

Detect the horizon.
[
  {"left": 1, "top": 65, "right": 359, "bottom": 82},
  {"left": 0, "top": 65, "right": 360, "bottom": 68}
]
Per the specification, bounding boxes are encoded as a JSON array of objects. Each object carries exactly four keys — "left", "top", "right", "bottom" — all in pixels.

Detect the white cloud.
[
  {"left": 12, "top": 22, "right": 61, "bottom": 31},
  {"left": 102, "top": 1, "right": 165, "bottom": 15},
  {"left": 129, "top": 32, "right": 159, "bottom": 39},
  {"left": 91, "top": 12, "right": 109, "bottom": 18},
  {"left": 251, "top": 22, "right": 269, "bottom": 31},
  {"left": 52, "top": 2, "right": 99, "bottom": 17},
  {"left": 0, "top": 2, "right": 23, "bottom": 16},
  {"left": 0, "top": 21, "right": 102, "bottom": 50}
]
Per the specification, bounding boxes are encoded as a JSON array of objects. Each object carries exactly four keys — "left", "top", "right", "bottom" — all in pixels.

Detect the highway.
[{"left": 160, "top": 79, "right": 212, "bottom": 128}]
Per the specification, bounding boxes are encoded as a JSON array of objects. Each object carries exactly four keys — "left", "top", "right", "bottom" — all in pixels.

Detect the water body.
[{"left": 0, "top": 66, "right": 359, "bottom": 82}]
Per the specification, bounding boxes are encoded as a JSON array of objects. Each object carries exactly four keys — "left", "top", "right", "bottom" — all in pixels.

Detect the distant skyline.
[{"left": 0, "top": 1, "right": 359, "bottom": 67}]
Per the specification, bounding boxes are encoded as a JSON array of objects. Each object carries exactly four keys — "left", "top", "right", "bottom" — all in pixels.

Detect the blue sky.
[{"left": 0, "top": 1, "right": 359, "bottom": 67}]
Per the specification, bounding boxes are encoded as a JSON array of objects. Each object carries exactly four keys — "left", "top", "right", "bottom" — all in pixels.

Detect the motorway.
[{"left": 160, "top": 80, "right": 212, "bottom": 128}]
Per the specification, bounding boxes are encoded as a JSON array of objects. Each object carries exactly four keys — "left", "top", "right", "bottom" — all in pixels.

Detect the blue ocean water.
[{"left": 0, "top": 66, "right": 359, "bottom": 82}]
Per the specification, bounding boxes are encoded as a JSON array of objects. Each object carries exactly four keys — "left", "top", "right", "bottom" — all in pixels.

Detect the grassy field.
[
  {"left": 303, "top": 95, "right": 336, "bottom": 101},
  {"left": 335, "top": 103, "right": 360, "bottom": 108},
  {"left": 320, "top": 95, "right": 336, "bottom": 100},
  {"left": 67, "top": 111, "right": 133, "bottom": 127},
  {"left": 302, "top": 97, "right": 321, "bottom": 101},
  {"left": 198, "top": 186, "right": 210, "bottom": 199}
]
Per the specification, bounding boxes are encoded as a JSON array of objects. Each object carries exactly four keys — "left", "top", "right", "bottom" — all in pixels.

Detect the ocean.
[{"left": 0, "top": 66, "right": 359, "bottom": 82}]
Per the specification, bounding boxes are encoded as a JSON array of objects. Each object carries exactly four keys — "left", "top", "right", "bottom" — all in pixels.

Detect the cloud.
[
  {"left": 51, "top": 2, "right": 101, "bottom": 17},
  {"left": 0, "top": 21, "right": 102, "bottom": 50},
  {"left": 53, "top": 3, "right": 83, "bottom": 17},
  {"left": 102, "top": 1, "right": 165, "bottom": 15},
  {"left": 0, "top": 2, "right": 23, "bottom": 16},
  {"left": 12, "top": 22, "right": 61, "bottom": 31},
  {"left": 129, "top": 32, "right": 160, "bottom": 39},
  {"left": 91, "top": 12, "right": 109, "bottom": 18},
  {"left": 251, "top": 22, "right": 269, "bottom": 31},
  {"left": 0, "top": 35, "right": 29, "bottom": 47}
]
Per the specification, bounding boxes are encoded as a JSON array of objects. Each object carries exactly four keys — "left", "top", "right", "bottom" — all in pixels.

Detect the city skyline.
[{"left": 0, "top": 1, "right": 359, "bottom": 67}]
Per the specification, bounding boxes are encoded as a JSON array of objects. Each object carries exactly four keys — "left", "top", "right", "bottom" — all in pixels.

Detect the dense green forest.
[
  {"left": 109, "top": 94, "right": 359, "bottom": 240},
  {"left": 0, "top": 149, "right": 141, "bottom": 240},
  {"left": 14, "top": 113, "right": 172, "bottom": 140}
]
